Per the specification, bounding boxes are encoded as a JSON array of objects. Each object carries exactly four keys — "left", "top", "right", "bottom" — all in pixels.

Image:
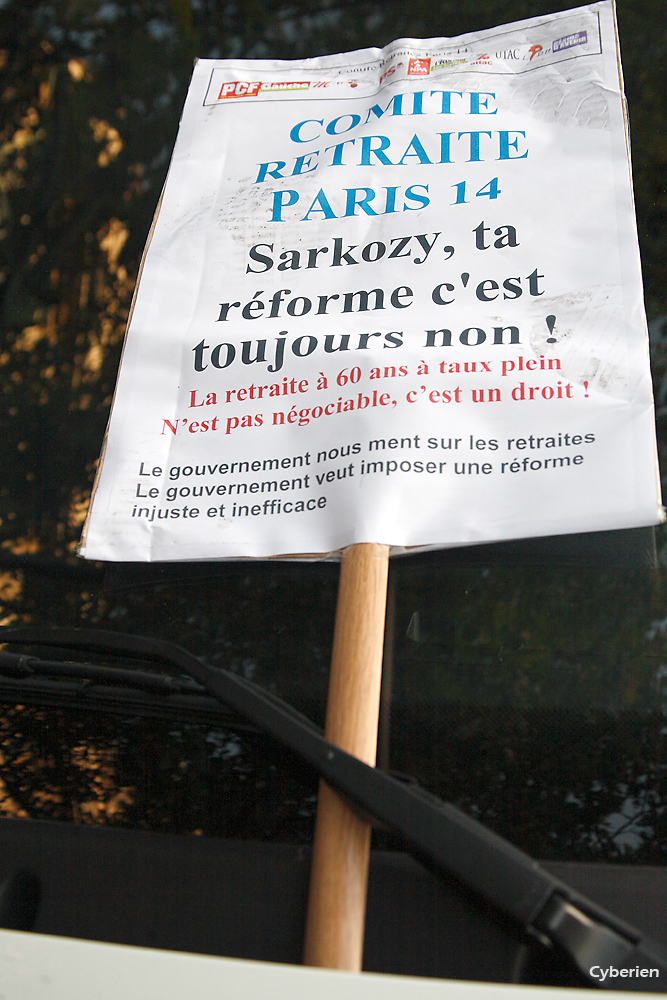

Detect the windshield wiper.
[{"left": 2, "top": 624, "right": 667, "bottom": 990}]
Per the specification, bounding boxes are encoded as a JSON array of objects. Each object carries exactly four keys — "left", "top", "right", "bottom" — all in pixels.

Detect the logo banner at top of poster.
[{"left": 80, "top": 0, "right": 663, "bottom": 562}]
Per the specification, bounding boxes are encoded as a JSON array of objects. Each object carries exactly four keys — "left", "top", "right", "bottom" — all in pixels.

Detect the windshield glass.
[{"left": 1, "top": 0, "right": 667, "bottom": 867}]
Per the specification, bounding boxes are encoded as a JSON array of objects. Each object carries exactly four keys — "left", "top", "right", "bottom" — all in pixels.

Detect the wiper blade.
[
  {"left": 0, "top": 638, "right": 249, "bottom": 727},
  {"left": 0, "top": 648, "right": 203, "bottom": 694},
  {"left": 2, "top": 624, "right": 667, "bottom": 990}
]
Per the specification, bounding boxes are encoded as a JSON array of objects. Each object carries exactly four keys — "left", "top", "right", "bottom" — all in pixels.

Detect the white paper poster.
[{"left": 80, "top": 0, "right": 663, "bottom": 562}]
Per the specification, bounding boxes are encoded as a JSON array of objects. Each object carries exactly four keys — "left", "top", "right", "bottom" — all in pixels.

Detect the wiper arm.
[{"left": 2, "top": 625, "right": 667, "bottom": 990}]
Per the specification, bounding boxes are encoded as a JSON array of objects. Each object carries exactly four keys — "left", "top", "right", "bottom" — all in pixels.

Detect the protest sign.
[{"left": 80, "top": 0, "right": 662, "bottom": 562}]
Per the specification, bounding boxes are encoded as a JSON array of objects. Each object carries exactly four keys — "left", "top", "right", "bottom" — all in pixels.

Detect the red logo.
[
  {"left": 528, "top": 44, "right": 543, "bottom": 61},
  {"left": 408, "top": 57, "right": 431, "bottom": 76},
  {"left": 217, "top": 81, "right": 261, "bottom": 99}
]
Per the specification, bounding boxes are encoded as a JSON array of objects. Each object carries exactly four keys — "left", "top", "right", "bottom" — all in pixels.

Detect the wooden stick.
[{"left": 303, "top": 541, "right": 390, "bottom": 971}]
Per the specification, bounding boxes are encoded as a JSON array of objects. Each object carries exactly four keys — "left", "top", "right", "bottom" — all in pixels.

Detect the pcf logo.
[{"left": 217, "top": 81, "right": 262, "bottom": 99}]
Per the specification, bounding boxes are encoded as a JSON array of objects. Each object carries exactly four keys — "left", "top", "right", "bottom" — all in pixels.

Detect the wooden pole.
[{"left": 303, "top": 541, "right": 390, "bottom": 971}]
